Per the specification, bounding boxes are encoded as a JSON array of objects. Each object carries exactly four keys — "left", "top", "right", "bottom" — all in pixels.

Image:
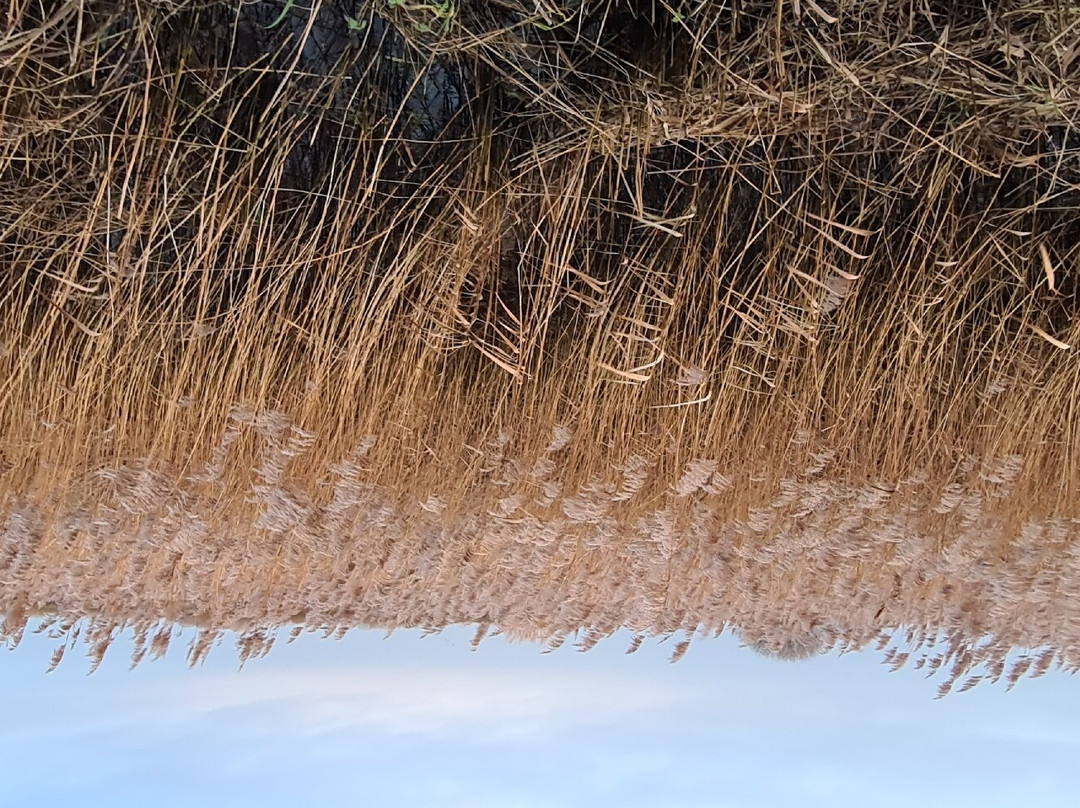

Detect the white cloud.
[{"left": 20, "top": 665, "right": 690, "bottom": 745}]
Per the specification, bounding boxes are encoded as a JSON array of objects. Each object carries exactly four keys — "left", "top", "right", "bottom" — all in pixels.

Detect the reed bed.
[{"left": 1, "top": 0, "right": 1079, "bottom": 692}]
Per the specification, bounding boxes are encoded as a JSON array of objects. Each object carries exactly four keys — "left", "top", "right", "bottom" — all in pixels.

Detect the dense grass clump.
[{"left": 1, "top": 0, "right": 1079, "bottom": 691}]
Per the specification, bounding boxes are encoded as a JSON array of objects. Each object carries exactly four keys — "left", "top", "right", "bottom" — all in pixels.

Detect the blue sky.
[{"left": 2, "top": 625, "right": 1077, "bottom": 807}]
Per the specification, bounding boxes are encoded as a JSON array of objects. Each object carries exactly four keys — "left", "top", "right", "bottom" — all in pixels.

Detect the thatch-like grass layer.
[{"left": 1, "top": 0, "right": 1079, "bottom": 690}]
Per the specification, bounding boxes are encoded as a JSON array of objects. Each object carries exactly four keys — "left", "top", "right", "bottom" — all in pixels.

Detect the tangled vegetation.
[{"left": 1, "top": 0, "right": 1079, "bottom": 693}]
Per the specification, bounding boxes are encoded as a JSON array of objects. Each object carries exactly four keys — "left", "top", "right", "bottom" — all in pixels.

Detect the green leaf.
[{"left": 266, "top": 0, "right": 295, "bottom": 29}]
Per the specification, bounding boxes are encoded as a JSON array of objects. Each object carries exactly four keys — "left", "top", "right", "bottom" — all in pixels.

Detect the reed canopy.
[{"left": 1, "top": 0, "right": 1079, "bottom": 694}]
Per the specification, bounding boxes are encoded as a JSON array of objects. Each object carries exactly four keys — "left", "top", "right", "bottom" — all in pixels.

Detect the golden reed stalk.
[{"left": 1, "top": 0, "right": 1078, "bottom": 693}]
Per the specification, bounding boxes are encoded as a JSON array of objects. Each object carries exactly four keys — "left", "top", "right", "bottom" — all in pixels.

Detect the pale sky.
[{"left": 2, "top": 624, "right": 1077, "bottom": 807}]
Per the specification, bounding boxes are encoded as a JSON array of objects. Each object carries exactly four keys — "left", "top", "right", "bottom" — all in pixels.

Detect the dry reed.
[{"left": 1, "top": 0, "right": 1079, "bottom": 693}]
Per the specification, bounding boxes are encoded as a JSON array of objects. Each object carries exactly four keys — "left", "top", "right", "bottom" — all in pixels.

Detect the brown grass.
[{"left": 1, "top": 0, "right": 1079, "bottom": 693}]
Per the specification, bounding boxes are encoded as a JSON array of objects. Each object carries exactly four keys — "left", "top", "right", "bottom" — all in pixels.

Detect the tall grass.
[{"left": 1, "top": 0, "right": 1079, "bottom": 692}]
